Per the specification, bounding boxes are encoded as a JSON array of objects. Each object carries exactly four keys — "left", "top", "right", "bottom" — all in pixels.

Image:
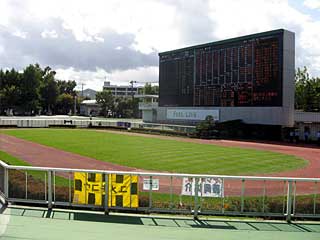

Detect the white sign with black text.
[
  {"left": 167, "top": 109, "right": 219, "bottom": 121},
  {"left": 143, "top": 178, "right": 160, "bottom": 191},
  {"left": 181, "top": 177, "right": 223, "bottom": 197}
]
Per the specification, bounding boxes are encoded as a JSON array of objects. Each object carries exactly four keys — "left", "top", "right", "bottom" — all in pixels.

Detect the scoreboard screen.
[{"left": 159, "top": 30, "right": 283, "bottom": 107}]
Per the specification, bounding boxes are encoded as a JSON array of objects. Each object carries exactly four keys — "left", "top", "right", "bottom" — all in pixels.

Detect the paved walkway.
[{"left": 0, "top": 205, "right": 320, "bottom": 240}]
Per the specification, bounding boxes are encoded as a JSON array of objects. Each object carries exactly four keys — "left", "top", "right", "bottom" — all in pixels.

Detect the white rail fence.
[
  {"left": 0, "top": 118, "right": 195, "bottom": 134},
  {"left": 0, "top": 160, "right": 319, "bottom": 221}
]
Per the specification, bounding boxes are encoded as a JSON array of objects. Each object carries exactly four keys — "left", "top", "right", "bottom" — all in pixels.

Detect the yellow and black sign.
[{"left": 73, "top": 172, "right": 138, "bottom": 208}]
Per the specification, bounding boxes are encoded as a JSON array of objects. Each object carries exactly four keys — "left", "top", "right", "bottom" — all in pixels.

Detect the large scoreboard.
[{"left": 159, "top": 30, "right": 284, "bottom": 107}]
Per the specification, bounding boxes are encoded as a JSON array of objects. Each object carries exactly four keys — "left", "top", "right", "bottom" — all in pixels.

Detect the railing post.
[
  {"left": 48, "top": 171, "right": 53, "bottom": 209},
  {"left": 104, "top": 174, "right": 109, "bottom": 215},
  {"left": 286, "top": 181, "right": 293, "bottom": 222},
  {"left": 170, "top": 176, "right": 173, "bottom": 210},
  {"left": 241, "top": 179, "right": 245, "bottom": 213},
  {"left": 194, "top": 178, "right": 199, "bottom": 220},
  {"left": 4, "top": 168, "right": 9, "bottom": 201},
  {"left": 149, "top": 176, "right": 153, "bottom": 211}
]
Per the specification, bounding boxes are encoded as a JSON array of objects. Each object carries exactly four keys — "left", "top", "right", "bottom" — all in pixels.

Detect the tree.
[
  {"left": 114, "top": 97, "right": 140, "bottom": 118},
  {"left": 20, "top": 64, "right": 42, "bottom": 114},
  {"left": 96, "top": 90, "right": 114, "bottom": 117},
  {"left": 0, "top": 64, "right": 78, "bottom": 116},
  {"left": 0, "top": 68, "right": 21, "bottom": 114},
  {"left": 56, "top": 93, "right": 74, "bottom": 114},
  {"left": 195, "top": 115, "right": 219, "bottom": 139},
  {"left": 39, "top": 66, "right": 58, "bottom": 114},
  {"left": 57, "top": 80, "right": 77, "bottom": 96},
  {"left": 139, "top": 83, "right": 159, "bottom": 95},
  {"left": 295, "top": 67, "right": 320, "bottom": 112}
]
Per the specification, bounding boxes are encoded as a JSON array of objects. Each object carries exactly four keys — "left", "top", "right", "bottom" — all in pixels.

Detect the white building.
[
  {"left": 134, "top": 94, "right": 159, "bottom": 122},
  {"left": 103, "top": 81, "right": 143, "bottom": 97},
  {"left": 80, "top": 100, "right": 100, "bottom": 116}
]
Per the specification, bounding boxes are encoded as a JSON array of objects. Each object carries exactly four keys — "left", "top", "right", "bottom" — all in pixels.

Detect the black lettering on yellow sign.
[{"left": 73, "top": 173, "right": 138, "bottom": 208}]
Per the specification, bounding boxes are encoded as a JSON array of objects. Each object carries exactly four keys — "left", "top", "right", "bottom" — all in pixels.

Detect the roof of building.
[
  {"left": 104, "top": 83, "right": 143, "bottom": 88},
  {"left": 81, "top": 100, "right": 98, "bottom": 105},
  {"left": 134, "top": 94, "right": 159, "bottom": 99}
]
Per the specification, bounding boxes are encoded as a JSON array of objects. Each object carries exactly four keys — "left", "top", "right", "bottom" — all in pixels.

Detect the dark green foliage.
[
  {"left": 114, "top": 97, "right": 134, "bottom": 118},
  {"left": 56, "top": 93, "right": 74, "bottom": 115},
  {"left": 0, "top": 64, "right": 77, "bottom": 115},
  {"left": 139, "top": 83, "right": 159, "bottom": 95},
  {"left": 199, "top": 119, "right": 282, "bottom": 140},
  {"left": 39, "top": 66, "right": 59, "bottom": 115},
  {"left": 195, "top": 115, "right": 219, "bottom": 139},
  {"left": 96, "top": 90, "right": 114, "bottom": 117},
  {"left": 295, "top": 67, "right": 320, "bottom": 112}
]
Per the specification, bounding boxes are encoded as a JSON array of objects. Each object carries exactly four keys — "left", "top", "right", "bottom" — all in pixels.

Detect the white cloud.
[
  {"left": 0, "top": 1, "right": 10, "bottom": 26},
  {"left": 304, "top": 0, "right": 320, "bottom": 9},
  {"left": 12, "top": 30, "right": 28, "bottom": 39},
  {"left": 207, "top": 0, "right": 320, "bottom": 76},
  {"left": 18, "top": 0, "right": 178, "bottom": 52},
  {"left": 55, "top": 66, "right": 158, "bottom": 90},
  {"left": 41, "top": 30, "right": 58, "bottom": 39},
  {"left": 1, "top": 0, "right": 320, "bottom": 83}
]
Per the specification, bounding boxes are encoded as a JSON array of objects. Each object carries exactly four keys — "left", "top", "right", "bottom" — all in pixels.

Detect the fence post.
[
  {"left": 241, "top": 179, "right": 245, "bottom": 213},
  {"left": 48, "top": 171, "right": 53, "bottom": 209},
  {"left": 149, "top": 176, "right": 153, "bottom": 211},
  {"left": 4, "top": 168, "right": 9, "bottom": 201},
  {"left": 194, "top": 178, "right": 199, "bottom": 220},
  {"left": 104, "top": 174, "right": 109, "bottom": 215},
  {"left": 286, "top": 181, "right": 293, "bottom": 222}
]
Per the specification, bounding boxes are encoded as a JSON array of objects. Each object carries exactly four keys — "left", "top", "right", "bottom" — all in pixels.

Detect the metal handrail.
[
  {"left": 1, "top": 160, "right": 319, "bottom": 182},
  {"left": 1, "top": 159, "right": 319, "bottom": 221}
]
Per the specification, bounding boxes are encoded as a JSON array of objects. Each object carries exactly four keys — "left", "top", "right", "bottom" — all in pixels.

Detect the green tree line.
[
  {"left": 295, "top": 67, "right": 320, "bottom": 112},
  {"left": 0, "top": 64, "right": 77, "bottom": 115}
]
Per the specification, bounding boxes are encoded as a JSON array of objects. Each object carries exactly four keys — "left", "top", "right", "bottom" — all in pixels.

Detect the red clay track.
[{"left": 0, "top": 131, "right": 319, "bottom": 196}]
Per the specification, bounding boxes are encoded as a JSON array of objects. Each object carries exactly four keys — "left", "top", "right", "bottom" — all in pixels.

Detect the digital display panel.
[{"left": 159, "top": 30, "right": 283, "bottom": 107}]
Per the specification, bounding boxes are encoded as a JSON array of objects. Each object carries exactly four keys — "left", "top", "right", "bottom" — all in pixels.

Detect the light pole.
[
  {"left": 73, "top": 95, "right": 77, "bottom": 115},
  {"left": 130, "top": 80, "right": 137, "bottom": 101},
  {"left": 130, "top": 80, "right": 137, "bottom": 118}
]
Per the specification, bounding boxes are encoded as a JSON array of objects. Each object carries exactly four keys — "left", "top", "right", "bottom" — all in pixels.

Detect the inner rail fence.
[
  {"left": 0, "top": 118, "right": 195, "bottom": 134},
  {"left": 0, "top": 160, "right": 319, "bottom": 222}
]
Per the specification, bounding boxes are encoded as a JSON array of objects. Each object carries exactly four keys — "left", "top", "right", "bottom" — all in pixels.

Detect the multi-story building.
[{"left": 103, "top": 81, "right": 143, "bottom": 97}]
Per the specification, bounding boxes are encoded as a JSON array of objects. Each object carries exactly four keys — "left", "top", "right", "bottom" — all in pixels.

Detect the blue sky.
[{"left": 290, "top": 0, "right": 320, "bottom": 20}]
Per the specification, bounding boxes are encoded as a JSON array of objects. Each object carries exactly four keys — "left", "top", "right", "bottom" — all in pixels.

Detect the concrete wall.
[
  {"left": 142, "top": 110, "right": 154, "bottom": 122},
  {"left": 282, "top": 30, "right": 295, "bottom": 126},
  {"left": 294, "top": 111, "right": 320, "bottom": 141},
  {"left": 156, "top": 106, "right": 292, "bottom": 126}
]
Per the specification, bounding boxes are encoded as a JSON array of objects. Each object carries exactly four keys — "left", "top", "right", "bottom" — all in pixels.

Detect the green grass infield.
[{"left": 1, "top": 128, "right": 307, "bottom": 175}]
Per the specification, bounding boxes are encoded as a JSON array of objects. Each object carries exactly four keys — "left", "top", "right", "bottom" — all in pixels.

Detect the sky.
[{"left": 0, "top": 0, "right": 319, "bottom": 91}]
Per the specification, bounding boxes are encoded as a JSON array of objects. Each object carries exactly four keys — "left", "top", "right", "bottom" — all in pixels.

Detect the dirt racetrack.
[{"left": 0, "top": 131, "right": 319, "bottom": 196}]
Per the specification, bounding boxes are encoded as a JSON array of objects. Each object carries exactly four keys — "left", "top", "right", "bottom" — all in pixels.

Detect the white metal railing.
[
  {"left": 0, "top": 160, "right": 319, "bottom": 221},
  {"left": 0, "top": 118, "right": 196, "bottom": 134}
]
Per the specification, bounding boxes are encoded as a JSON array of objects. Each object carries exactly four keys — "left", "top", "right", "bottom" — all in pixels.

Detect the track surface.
[{"left": 0, "top": 131, "right": 319, "bottom": 196}]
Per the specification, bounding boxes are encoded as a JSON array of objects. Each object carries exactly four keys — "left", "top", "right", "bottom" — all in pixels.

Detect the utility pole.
[
  {"left": 80, "top": 83, "right": 86, "bottom": 98},
  {"left": 130, "top": 80, "right": 137, "bottom": 101},
  {"left": 130, "top": 80, "right": 137, "bottom": 118},
  {"left": 73, "top": 95, "right": 77, "bottom": 115}
]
